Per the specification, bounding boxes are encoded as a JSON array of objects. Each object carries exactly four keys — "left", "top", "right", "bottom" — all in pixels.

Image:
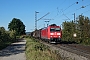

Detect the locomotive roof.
[{"left": 41, "top": 25, "right": 60, "bottom": 30}]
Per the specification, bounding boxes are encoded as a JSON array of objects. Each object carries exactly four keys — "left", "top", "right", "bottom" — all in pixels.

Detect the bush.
[
  {"left": 26, "top": 38, "right": 62, "bottom": 60},
  {"left": 0, "top": 27, "right": 17, "bottom": 50}
]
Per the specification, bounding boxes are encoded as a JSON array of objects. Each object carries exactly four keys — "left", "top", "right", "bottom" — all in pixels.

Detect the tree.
[
  {"left": 0, "top": 27, "right": 10, "bottom": 42},
  {"left": 76, "top": 15, "right": 90, "bottom": 38},
  {"left": 62, "top": 15, "right": 90, "bottom": 45},
  {"left": 8, "top": 18, "right": 26, "bottom": 36},
  {"left": 0, "top": 27, "right": 6, "bottom": 42},
  {"left": 62, "top": 21, "right": 76, "bottom": 41}
]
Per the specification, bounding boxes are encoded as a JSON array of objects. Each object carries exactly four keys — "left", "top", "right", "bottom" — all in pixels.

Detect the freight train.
[{"left": 31, "top": 24, "right": 62, "bottom": 43}]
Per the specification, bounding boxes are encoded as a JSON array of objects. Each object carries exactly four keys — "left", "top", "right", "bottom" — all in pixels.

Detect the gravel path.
[{"left": 0, "top": 39, "right": 26, "bottom": 60}]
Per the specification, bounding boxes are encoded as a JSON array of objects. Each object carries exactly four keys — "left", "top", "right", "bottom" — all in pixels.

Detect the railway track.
[
  {"left": 39, "top": 39, "right": 90, "bottom": 60},
  {"left": 54, "top": 44, "right": 90, "bottom": 59}
]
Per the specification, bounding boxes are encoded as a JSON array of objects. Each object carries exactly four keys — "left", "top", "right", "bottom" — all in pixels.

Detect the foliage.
[
  {"left": 9, "top": 30, "right": 16, "bottom": 41},
  {"left": 62, "top": 15, "right": 90, "bottom": 45},
  {"left": 0, "top": 27, "right": 10, "bottom": 42},
  {"left": 0, "top": 27, "right": 17, "bottom": 50},
  {"left": 25, "top": 38, "right": 62, "bottom": 60},
  {"left": 8, "top": 18, "right": 26, "bottom": 36},
  {"left": 62, "top": 21, "right": 76, "bottom": 42}
]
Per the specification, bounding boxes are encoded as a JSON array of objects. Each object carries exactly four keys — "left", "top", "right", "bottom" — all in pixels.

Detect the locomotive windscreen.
[{"left": 50, "top": 28, "right": 60, "bottom": 32}]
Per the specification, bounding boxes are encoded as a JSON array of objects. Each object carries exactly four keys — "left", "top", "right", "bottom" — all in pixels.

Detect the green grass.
[{"left": 25, "top": 38, "right": 62, "bottom": 60}]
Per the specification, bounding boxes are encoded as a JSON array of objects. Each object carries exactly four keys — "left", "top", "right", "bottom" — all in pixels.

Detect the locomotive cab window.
[
  {"left": 50, "top": 28, "right": 60, "bottom": 32},
  {"left": 50, "top": 28, "right": 55, "bottom": 32},
  {"left": 55, "top": 28, "right": 60, "bottom": 31}
]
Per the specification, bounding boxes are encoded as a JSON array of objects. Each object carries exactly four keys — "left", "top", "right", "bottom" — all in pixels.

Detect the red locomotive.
[{"left": 31, "top": 24, "right": 62, "bottom": 43}]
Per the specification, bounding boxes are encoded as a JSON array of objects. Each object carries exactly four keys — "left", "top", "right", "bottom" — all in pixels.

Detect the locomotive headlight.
[
  {"left": 57, "top": 33, "right": 61, "bottom": 35},
  {"left": 59, "top": 36, "right": 60, "bottom": 38},
  {"left": 50, "top": 33, "right": 54, "bottom": 35}
]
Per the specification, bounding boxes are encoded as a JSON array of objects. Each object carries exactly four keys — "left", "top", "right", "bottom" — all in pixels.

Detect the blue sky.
[{"left": 0, "top": 0, "right": 90, "bottom": 32}]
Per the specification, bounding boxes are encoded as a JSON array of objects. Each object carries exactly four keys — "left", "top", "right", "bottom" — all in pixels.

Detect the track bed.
[{"left": 39, "top": 39, "right": 90, "bottom": 60}]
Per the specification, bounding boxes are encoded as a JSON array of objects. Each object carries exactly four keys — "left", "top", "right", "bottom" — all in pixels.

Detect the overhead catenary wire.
[
  {"left": 52, "top": 0, "right": 88, "bottom": 19},
  {"left": 43, "top": 0, "right": 89, "bottom": 25},
  {"left": 63, "top": 2, "right": 78, "bottom": 12},
  {"left": 81, "top": 10, "right": 90, "bottom": 15},
  {"left": 51, "top": 1, "right": 79, "bottom": 20},
  {"left": 51, "top": 0, "right": 89, "bottom": 20},
  {"left": 62, "top": 10, "right": 71, "bottom": 20},
  {"left": 48, "top": 0, "right": 67, "bottom": 19},
  {"left": 57, "top": 1, "right": 90, "bottom": 21},
  {"left": 64, "top": 3, "right": 90, "bottom": 16},
  {"left": 76, "top": 3, "right": 90, "bottom": 11}
]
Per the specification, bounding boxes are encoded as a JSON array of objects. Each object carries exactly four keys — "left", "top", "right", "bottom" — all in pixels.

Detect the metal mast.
[
  {"left": 35, "top": 12, "right": 50, "bottom": 30},
  {"left": 35, "top": 11, "right": 39, "bottom": 30}
]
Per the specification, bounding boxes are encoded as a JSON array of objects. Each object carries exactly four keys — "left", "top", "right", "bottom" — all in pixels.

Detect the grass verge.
[{"left": 25, "top": 37, "right": 62, "bottom": 60}]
